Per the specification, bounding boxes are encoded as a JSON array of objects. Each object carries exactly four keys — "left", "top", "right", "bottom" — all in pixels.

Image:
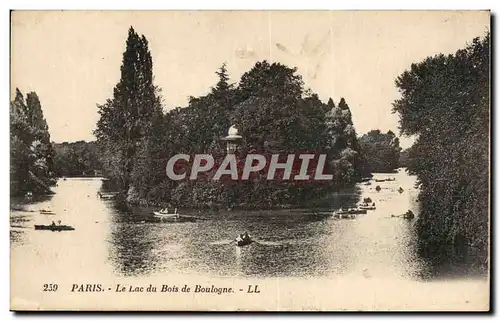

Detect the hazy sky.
[{"left": 11, "top": 11, "right": 489, "bottom": 148}]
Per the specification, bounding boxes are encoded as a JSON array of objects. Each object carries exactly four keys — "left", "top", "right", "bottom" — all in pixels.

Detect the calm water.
[{"left": 10, "top": 170, "right": 489, "bottom": 310}]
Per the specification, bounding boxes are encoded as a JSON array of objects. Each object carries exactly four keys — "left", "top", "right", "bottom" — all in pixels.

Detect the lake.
[{"left": 10, "top": 170, "right": 489, "bottom": 311}]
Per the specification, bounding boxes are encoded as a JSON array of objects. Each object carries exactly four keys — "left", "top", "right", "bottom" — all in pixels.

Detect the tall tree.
[
  {"left": 95, "top": 27, "right": 162, "bottom": 189},
  {"left": 10, "top": 89, "right": 55, "bottom": 195},
  {"left": 359, "top": 130, "right": 401, "bottom": 173},
  {"left": 214, "top": 62, "right": 231, "bottom": 95},
  {"left": 393, "top": 33, "right": 489, "bottom": 261}
]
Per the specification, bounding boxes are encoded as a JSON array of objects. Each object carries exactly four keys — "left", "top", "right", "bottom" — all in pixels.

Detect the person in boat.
[
  {"left": 57, "top": 220, "right": 62, "bottom": 225},
  {"left": 51, "top": 221, "right": 56, "bottom": 227}
]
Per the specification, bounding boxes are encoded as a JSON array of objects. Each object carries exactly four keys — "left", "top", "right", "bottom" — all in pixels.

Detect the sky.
[{"left": 11, "top": 11, "right": 490, "bottom": 148}]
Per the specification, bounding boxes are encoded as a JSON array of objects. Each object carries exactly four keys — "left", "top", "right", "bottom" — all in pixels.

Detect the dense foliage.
[
  {"left": 10, "top": 89, "right": 56, "bottom": 196},
  {"left": 95, "top": 27, "right": 370, "bottom": 209},
  {"left": 393, "top": 33, "right": 489, "bottom": 261},
  {"left": 359, "top": 130, "right": 401, "bottom": 173},
  {"left": 52, "top": 141, "right": 103, "bottom": 177}
]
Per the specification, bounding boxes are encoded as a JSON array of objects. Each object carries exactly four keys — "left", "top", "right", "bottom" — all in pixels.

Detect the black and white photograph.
[{"left": 9, "top": 10, "right": 490, "bottom": 311}]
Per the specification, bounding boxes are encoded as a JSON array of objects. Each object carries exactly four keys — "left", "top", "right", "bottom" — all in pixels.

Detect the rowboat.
[
  {"left": 236, "top": 238, "right": 253, "bottom": 246},
  {"left": 35, "top": 225, "right": 74, "bottom": 231},
  {"left": 333, "top": 213, "right": 356, "bottom": 219},
  {"left": 97, "top": 192, "right": 118, "bottom": 200},
  {"left": 391, "top": 210, "right": 415, "bottom": 220}
]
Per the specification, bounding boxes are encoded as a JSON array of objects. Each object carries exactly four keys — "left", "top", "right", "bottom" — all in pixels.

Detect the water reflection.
[{"left": 10, "top": 172, "right": 487, "bottom": 282}]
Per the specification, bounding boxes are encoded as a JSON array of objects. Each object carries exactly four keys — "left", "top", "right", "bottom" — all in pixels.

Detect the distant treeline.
[
  {"left": 398, "top": 147, "right": 412, "bottom": 168},
  {"left": 358, "top": 130, "right": 401, "bottom": 173},
  {"left": 94, "top": 27, "right": 371, "bottom": 209},
  {"left": 10, "top": 89, "right": 56, "bottom": 196},
  {"left": 10, "top": 88, "right": 105, "bottom": 196},
  {"left": 52, "top": 141, "right": 103, "bottom": 177},
  {"left": 393, "top": 33, "right": 489, "bottom": 262}
]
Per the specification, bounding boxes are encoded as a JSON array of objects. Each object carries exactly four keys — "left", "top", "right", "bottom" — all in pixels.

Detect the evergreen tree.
[
  {"left": 214, "top": 62, "right": 231, "bottom": 95},
  {"left": 95, "top": 27, "right": 162, "bottom": 189},
  {"left": 359, "top": 130, "right": 401, "bottom": 172}
]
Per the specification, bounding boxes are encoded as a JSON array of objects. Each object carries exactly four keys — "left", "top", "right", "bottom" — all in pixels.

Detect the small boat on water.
[
  {"left": 359, "top": 204, "right": 376, "bottom": 210},
  {"left": 153, "top": 208, "right": 180, "bottom": 219},
  {"left": 335, "top": 208, "right": 367, "bottom": 215},
  {"left": 35, "top": 225, "right": 74, "bottom": 231},
  {"left": 97, "top": 191, "right": 119, "bottom": 200},
  {"left": 333, "top": 213, "right": 356, "bottom": 219},
  {"left": 234, "top": 232, "right": 253, "bottom": 247},
  {"left": 39, "top": 209, "right": 56, "bottom": 215},
  {"left": 391, "top": 210, "right": 415, "bottom": 220},
  {"left": 403, "top": 210, "right": 415, "bottom": 219},
  {"left": 374, "top": 179, "right": 385, "bottom": 182}
]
